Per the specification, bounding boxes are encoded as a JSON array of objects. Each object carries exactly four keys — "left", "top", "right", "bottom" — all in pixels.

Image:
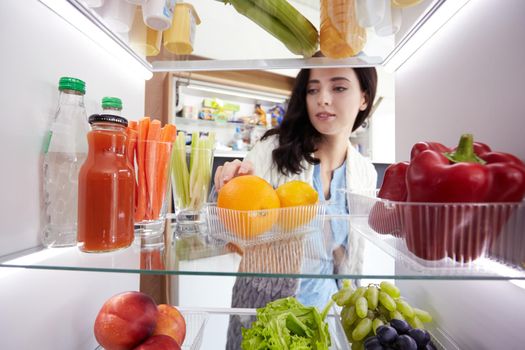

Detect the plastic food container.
[
  {"left": 142, "top": 0, "right": 175, "bottom": 31},
  {"left": 345, "top": 190, "right": 525, "bottom": 275},
  {"left": 97, "top": 0, "right": 136, "bottom": 33},
  {"left": 129, "top": 8, "right": 162, "bottom": 57},
  {"left": 163, "top": 2, "right": 201, "bottom": 55},
  {"left": 374, "top": 1, "right": 402, "bottom": 37},
  {"left": 335, "top": 306, "right": 460, "bottom": 350},
  {"left": 179, "top": 310, "right": 208, "bottom": 350},
  {"left": 206, "top": 203, "right": 326, "bottom": 248},
  {"left": 355, "top": 0, "right": 385, "bottom": 28},
  {"left": 95, "top": 310, "right": 208, "bottom": 350}
]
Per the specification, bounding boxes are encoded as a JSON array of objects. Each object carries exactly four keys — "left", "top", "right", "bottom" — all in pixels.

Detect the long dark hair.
[{"left": 261, "top": 67, "right": 378, "bottom": 175}]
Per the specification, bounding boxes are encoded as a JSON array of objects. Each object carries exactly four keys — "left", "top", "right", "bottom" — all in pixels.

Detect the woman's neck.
[{"left": 315, "top": 135, "right": 349, "bottom": 172}]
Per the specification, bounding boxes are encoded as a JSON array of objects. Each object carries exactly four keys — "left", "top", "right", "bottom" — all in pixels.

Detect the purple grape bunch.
[{"left": 363, "top": 319, "right": 437, "bottom": 350}]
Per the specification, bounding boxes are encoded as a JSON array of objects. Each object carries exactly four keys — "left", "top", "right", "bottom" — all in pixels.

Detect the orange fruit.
[
  {"left": 217, "top": 175, "right": 280, "bottom": 239},
  {"left": 275, "top": 181, "right": 319, "bottom": 231}
]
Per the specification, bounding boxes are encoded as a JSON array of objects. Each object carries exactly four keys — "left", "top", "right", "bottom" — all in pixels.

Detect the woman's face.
[{"left": 306, "top": 68, "right": 367, "bottom": 139}]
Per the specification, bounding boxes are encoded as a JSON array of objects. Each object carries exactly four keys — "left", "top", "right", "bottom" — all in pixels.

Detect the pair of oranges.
[{"left": 217, "top": 175, "right": 319, "bottom": 239}]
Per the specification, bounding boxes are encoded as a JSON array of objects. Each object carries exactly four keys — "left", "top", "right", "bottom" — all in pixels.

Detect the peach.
[
  {"left": 133, "top": 335, "right": 181, "bottom": 350},
  {"left": 152, "top": 304, "right": 186, "bottom": 346},
  {"left": 94, "top": 291, "right": 158, "bottom": 350}
]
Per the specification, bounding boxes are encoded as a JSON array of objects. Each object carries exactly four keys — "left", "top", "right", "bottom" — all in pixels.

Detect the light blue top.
[{"left": 295, "top": 162, "right": 349, "bottom": 310}]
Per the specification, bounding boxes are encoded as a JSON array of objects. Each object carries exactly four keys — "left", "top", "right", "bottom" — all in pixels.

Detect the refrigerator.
[{"left": 0, "top": 0, "right": 524, "bottom": 349}]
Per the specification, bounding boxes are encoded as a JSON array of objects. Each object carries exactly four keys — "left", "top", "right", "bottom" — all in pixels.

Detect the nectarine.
[
  {"left": 94, "top": 291, "right": 158, "bottom": 350},
  {"left": 133, "top": 335, "right": 181, "bottom": 350},
  {"left": 152, "top": 304, "right": 186, "bottom": 346}
]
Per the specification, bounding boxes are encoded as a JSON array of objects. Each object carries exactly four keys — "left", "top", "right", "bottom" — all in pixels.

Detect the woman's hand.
[{"left": 214, "top": 159, "right": 255, "bottom": 191}]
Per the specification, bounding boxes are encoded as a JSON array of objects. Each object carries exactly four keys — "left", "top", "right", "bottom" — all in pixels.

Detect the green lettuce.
[{"left": 241, "top": 297, "right": 333, "bottom": 350}]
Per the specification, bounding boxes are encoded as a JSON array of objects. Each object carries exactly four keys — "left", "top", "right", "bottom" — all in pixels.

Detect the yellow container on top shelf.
[
  {"left": 163, "top": 3, "right": 201, "bottom": 55},
  {"left": 129, "top": 8, "right": 162, "bottom": 57}
]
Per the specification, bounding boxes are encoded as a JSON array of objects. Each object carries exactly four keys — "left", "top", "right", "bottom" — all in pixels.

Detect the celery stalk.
[{"left": 171, "top": 132, "right": 190, "bottom": 209}]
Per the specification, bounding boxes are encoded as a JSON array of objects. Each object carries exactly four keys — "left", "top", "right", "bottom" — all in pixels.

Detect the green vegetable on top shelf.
[
  {"left": 241, "top": 297, "right": 333, "bottom": 350},
  {"left": 220, "top": 0, "right": 318, "bottom": 57}
]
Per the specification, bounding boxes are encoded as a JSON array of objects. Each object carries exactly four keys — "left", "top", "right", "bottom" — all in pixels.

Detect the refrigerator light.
[
  {"left": 383, "top": 0, "right": 471, "bottom": 72},
  {"left": 39, "top": 0, "right": 153, "bottom": 80}
]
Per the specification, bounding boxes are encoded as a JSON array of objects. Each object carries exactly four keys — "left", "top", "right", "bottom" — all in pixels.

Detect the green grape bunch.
[{"left": 331, "top": 281, "right": 433, "bottom": 348}]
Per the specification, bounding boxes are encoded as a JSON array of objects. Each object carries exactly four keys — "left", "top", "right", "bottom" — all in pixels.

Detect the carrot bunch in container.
[{"left": 127, "top": 117, "right": 177, "bottom": 223}]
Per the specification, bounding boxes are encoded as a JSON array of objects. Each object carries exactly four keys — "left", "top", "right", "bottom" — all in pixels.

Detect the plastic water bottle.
[
  {"left": 232, "top": 127, "right": 244, "bottom": 151},
  {"left": 41, "top": 77, "right": 90, "bottom": 247}
]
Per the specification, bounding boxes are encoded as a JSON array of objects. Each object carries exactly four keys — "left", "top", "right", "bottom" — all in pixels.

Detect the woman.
[{"left": 216, "top": 66, "right": 378, "bottom": 349}]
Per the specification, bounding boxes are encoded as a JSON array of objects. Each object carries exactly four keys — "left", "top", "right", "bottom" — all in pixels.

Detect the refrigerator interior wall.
[
  {"left": 396, "top": 0, "right": 525, "bottom": 347},
  {"left": 0, "top": 1, "right": 144, "bottom": 348}
]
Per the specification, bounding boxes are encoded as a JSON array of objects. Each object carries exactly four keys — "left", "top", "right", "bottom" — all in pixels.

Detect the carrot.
[
  {"left": 152, "top": 124, "right": 177, "bottom": 219},
  {"left": 125, "top": 127, "right": 138, "bottom": 210},
  {"left": 145, "top": 120, "right": 162, "bottom": 220},
  {"left": 126, "top": 127, "right": 138, "bottom": 166},
  {"left": 135, "top": 117, "right": 150, "bottom": 222},
  {"left": 128, "top": 121, "right": 139, "bottom": 208}
]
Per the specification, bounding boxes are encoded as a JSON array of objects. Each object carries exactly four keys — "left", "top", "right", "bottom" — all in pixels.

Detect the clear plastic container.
[
  {"left": 206, "top": 203, "right": 326, "bottom": 247},
  {"left": 345, "top": 190, "right": 525, "bottom": 276},
  {"left": 335, "top": 305, "right": 460, "bottom": 350},
  {"left": 129, "top": 7, "right": 162, "bottom": 57},
  {"left": 95, "top": 309, "right": 208, "bottom": 350},
  {"left": 97, "top": 0, "right": 136, "bottom": 33},
  {"left": 355, "top": 0, "right": 385, "bottom": 28},
  {"left": 374, "top": 1, "right": 402, "bottom": 37},
  {"left": 179, "top": 310, "right": 208, "bottom": 350},
  {"left": 142, "top": 0, "right": 176, "bottom": 31},
  {"left": 320, "top": 0, "right": 367, "bottom": 58}
]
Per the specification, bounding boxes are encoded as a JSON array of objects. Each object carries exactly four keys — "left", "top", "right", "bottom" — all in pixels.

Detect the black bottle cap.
[{"left": 88, "top": 114, "right": 128, "bottom": 127}]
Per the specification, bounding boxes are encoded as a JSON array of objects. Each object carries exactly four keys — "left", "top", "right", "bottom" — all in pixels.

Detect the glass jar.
[{"left": 77, "top": 114, "right": 135, "bottom": 252}]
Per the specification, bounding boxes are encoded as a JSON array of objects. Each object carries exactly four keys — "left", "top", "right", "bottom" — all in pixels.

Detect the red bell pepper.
[
  {"left": 410, "top": 141, "right": 450, "bottom": 160},
  {"left": 404, "top": 134, "right": 492, "bottom": 261},
  {"left": 472, "top": 143, "right": 525, "bottom": 201},
  {"left": 368, "top": 162, "right": 409, "bottom": 236},
  {"left": 404, "top": 134, "right": 525, "bottom": 262}
]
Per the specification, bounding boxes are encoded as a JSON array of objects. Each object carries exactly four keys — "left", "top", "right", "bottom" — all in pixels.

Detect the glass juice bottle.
[
  {"left": 42, "top": 77, "right": 89, "bottom": 247},
  {"left": 77, "top": 114, "right": 135, "bottom": 253}
]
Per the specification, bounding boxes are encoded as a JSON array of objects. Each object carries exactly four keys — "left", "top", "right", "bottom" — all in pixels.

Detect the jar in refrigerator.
[
  {"left": 42, "top": 77, "right": 89, "bottom": 248},
  {"left": 77, "top": 114, "right": 135, "bottom": 253},
  {"left": 320, "top": 0, "right": 367, "bottom": 58},
  {"left": 101, "top": 96, "right": 122, "bottom": 116}
]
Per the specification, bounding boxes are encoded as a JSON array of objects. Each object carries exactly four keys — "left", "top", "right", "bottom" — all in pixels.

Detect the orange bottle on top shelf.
[
  {"left": 77, "top": 114, "right": 135, "bottom": 253},
  {"left": 320, "top": 0, "right": 367, "bottom": 59}
]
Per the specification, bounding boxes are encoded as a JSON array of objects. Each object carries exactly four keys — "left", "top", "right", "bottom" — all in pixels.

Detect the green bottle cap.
[
  {"left": 102, "top": 96, "right": 123, "bottom": 110},
  {"left": 58, "top": 77, "right": 86, "bottom": 94}
]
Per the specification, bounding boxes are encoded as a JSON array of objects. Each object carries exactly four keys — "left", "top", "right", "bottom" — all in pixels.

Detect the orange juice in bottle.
[{"left": 320, "top": 0, "right": 367, "bottom": 59}]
